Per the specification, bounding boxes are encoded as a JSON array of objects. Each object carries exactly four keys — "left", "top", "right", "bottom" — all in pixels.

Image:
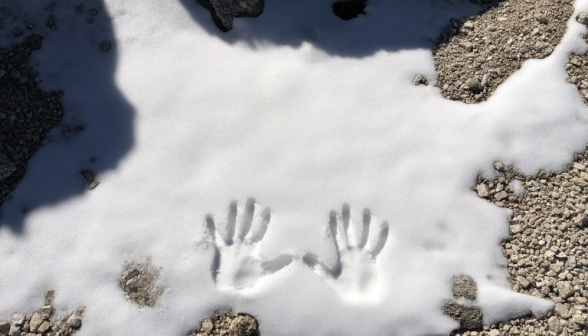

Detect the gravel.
[
  {"left": 118, "top": 259, "right": 163, "bottom": 307},
  {"left": 0, "top": 34, "right": 65, "bottom": 212},
  {"left": 467, "top": 146, "right": 588, "bottom": 336},
  {"left": 187, "top": 311, "right": 259, "bottom": 336},
  {"left": 433, "top": 0, "right": 574, "bottom": 104}
]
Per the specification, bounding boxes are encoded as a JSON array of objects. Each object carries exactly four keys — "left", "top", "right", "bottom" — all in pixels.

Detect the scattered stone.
[
  {"left": 556, "top": 281, "right": 574, "bottom": 299},
  {"left": 28, "top": 313, "right": 43, "bottom": 333},
  {"left": 535, "top": 14, "right": 548, "bottom": 24},
  {"left": 476, "top": 183, "right": 488, "bottom": 197},
  {"left": 11, "top": 314, "right": 25, "bottom": 326},
  {"left": 118, "top": 258, "right": 163, "bottom": 307},
  {"left": 412, "top": 74, "right": 428, "bottom": 86},
  {"left": 510, "top": 224, "right": 522, "bottom": 234},
  {"left": 0, "top": 321, "right": 9, "bottom": 334},
  {"left": 187, "top": 312, "right": 259, "bottom": 336},
  {"left": 67, "top": 313, "right": 82, "bottom": 329},
  {"left": 88, "top": 181, "right": 100, "bottom": 190},
  {"left": 535, "top": 41, "right": 554, "bottom": 56},
  {"left": 494, "top": 190, "right": 507, "bottom": 201},
  {"left": 81, "top": 170, "right": 94, "bottom": 182},
  {"left": 195, "top": 0, "right": 264, "bottom": 32}
]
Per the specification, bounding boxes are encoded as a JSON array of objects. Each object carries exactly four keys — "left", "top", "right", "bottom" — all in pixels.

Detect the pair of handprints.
[{"left": 203, "top": 198, "right": 389, "bottom": 301}]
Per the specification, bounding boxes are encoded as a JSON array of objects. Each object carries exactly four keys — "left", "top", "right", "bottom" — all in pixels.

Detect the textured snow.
[{"left": 1, "top": 0, "right": 588, "bottom": 335}]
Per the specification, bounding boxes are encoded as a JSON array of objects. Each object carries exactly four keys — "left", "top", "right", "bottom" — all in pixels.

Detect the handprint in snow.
[
  {"left": 205, "top": 198, "right": 293, "bottom": 290},
  {"left": 303, "top": 205, "right": 389, "bottom": 302}
]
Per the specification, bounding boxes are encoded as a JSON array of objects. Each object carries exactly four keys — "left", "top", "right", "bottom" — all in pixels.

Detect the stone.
[
  {"left": 412, "top": 74, "right": 428, "bottom": 86},
  {"left": 516, "top": 275, "right": 530, "bottom": 288},
  {"left": 452, "top": 275, "right": 477, "bottom": 300},
  {"left": 0, "top": 153, "right": 17, "bottom": 182},
  {"left": 44, "top": 290, "right": 54, "bottom": 305},
  {"left": 7, "top": 324, "right": 19, "bottom": 336},
  {"left": 11, "top": 314, "right": 25, "bottom": 326},
  {"left": 0, "top": 321, "right": 9, "bottom": 334},
  {"left": 535, "top": 14, "right": 548, "bottom": 24},
  {"left": 37, "top": 322, "right": 50, "bottom": 334},
  {"left": 493, "top": 161, "right": 505, "bottom": 172},
  {"left": 201, "top": 320, "right": 213, "bottom": 334},
  {"left": 537, "top": 169, "right": 549, "bottom": 179},
  {"left": 555, "top": 303, "right": 571, "bottom": 318},
  {"left": 548, "top": 316, "right": 563, "bottom": 333},
  {"left": 494, "top": 191, "right": 507, "bottom": 201},
  {"left": 573, "top": 162, "right": 586, "bottom": 171},
  {"left": 67, "top": 313, "right": 82, "bottom": 329},
  {"left": 488, "top": 330, "right": 500, "bottom": 336},
  {"left": 557, "top": 281, "right": 574, "bottom": 299},
  {"left": 463, "top": 21, "right": 474, "bottom": 30},
  {"left": 88, "top": 181, "right": 100, "bottom": 190},
  {"left": 39, "top": 306, "right": 52, "bottom": 319},
  {"left": 29, "top": 313, "right": 43, "bottom": 333},
  {"left": 465, "top": 78, "right": 483, "bottom": 93},
  {"left": 81, "top": 170, "right": 94, "bottom": 182},
  {"left": 476, "top": 183, "right": 488, "bottom": 197},
  {"left": 228, "top": 315, "right": 258, "bottom": 336},
  {"left": 510, "top": 224, "right": 522, "bottom": 234},
  {"left": 535, "top": 42, "right": 554, "bottom": 56},
  {"left": 195, "top": 0, "right": 264, "bottom": 32},
  {"left": 577, "top": 13, "right": 588, "bottom": 25}
]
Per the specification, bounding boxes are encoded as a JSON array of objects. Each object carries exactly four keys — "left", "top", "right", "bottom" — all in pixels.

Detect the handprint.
[
  {"left": 205, "top": 198, "right": 293, "bottom": 290},
  {"left": 303, "top": 205, "right": 389, "bottom": 302}
]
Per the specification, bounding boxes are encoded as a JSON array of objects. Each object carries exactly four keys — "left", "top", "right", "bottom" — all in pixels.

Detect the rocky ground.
[
  {"left": 460, "top": 150, "right": 588, "bottom": 336},
  {"left": 1, "top": 0, "right": 588, "bottom": 335},
  {"left": 0, "top": 34, "right": 64, "bottom": 209},
  {"left": 0, "top": 290, "right": 84, "bottom": 336},
  {"left": 432, "top": 0, "right": 574, "bottom": 104},
  {"left": 187, "top": 312, "right": 258, "bottom": 336}
]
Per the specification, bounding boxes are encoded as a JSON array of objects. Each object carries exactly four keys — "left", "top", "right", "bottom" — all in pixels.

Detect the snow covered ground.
[{"left": 1, "top": 0, "right": 588, "bottom": 335}]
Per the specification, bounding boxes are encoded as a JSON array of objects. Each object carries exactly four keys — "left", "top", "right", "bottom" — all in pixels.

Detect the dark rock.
[
  {"left": 333, "top": 0, "right": 367, "bottom": 21},
  {"left": 195, "top": 0, "right": 264, "bottom": 32}
]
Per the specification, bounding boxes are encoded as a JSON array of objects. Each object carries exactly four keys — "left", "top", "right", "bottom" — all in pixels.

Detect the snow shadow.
[
  {"left": 178, "top": 0, "right": 504, "bottom": 58},
  {"left": 0, "top": 0, "right": 135, "bottom": 233}
]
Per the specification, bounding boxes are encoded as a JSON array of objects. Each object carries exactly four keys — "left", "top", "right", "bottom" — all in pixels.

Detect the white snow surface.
[{"left": 1, "top": 0, "right": 588, "bottom": 335}]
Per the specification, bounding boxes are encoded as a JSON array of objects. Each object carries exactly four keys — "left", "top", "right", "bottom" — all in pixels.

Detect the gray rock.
[
  {"left": 476, "top": 183, "right": 488, "bottom": 197},
  {"left": 81, "top": 170, "right": 94, "bottom": 182},
  {"left": 554, "top": 303, "right": 571, "bottom": 318},
  {"left": 28, "top": 313, "right": 43, "bottom": 333},
  {"left": 44, "top": 290, "right": 54, "bottom": 305},
  {"left": 535, "top": 14, "right": 548, "bottom": 24},
  {"left": 516, "top": 275, "right": 530, "bottom": 288},
  {"left": 7, "top": 324, "right": 19, "bottom": 336},
  {"left": 195, "top": 0, "right": 264, "bottom": 32},
  {"left": 412, "top": 74, "right": 428, "bottom": 86},
  {"left": 465, "top": 78, "right": 482, "bottom": 93},
  {"left": 452, "top": 275, "right": 477, "bottom": 300},
  {"left": 535, "top": 42, "right": 554, "bottom": 56},
  {"left": 11, "top": 314, "right": 25, "bottom": 326},
  {"left": 229, "top": 315, "right": 258, "bottom": 336},
  {"left": 37, "top": 321, "right": 50, "bottom": 334},
  {"left": 557, "top": 281, "right": 574, "bottom": 299},
  {"left": 0, "top": 154, "right": 17, "bottom": 182},
  {"left": 548, "top": 316, "right": 563, "bottom": 333},
  {"left": 443, "top": 301, "right": 483, "bottom": 330},
  {"left": 463, "top": 21, "right": 474, "bottom": 30},
  {"left": 577, "top": 13, "right": 588, "bottom": 25},
  {"left": 493, "top": 161, "right": 505, "bottom": 172},
  {"left": 494, "top": 191, "right": 507, "bottom": 201},
  {"left": 66, "top": 313, "right": 82, "bottom": 329},
  {"left": 201, "top": 320, "right": 213, "bottom": 334},
  {"left": 510, "top": 224, "right": 522, "bottom": 234},
  {"left": 537, "top": 169, "right": 549, "bottom": 179}
]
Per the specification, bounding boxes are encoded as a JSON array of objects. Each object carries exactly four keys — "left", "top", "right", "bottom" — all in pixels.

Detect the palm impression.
[
  {"left": 304, "top": 205, "right": 389, "bottom": 302},
  {"left": 205, "top": 198, "right": 293, "bottom": 290}
]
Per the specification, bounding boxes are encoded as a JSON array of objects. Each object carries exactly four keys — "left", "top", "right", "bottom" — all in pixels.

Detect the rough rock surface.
[
  {"left": 187, "top": 312, "right": 259, "bottom": 336},
  {"left": 434, "top": 0, "right": 573, "bottom": 104},
  {"left": 195, "top": 0, "right": 264, "bottom": 32}
]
